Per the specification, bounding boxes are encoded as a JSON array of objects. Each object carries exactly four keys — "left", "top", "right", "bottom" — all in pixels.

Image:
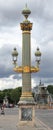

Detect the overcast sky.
[{"left": 0, "top": 0, "right": 53, "bottom": 90}]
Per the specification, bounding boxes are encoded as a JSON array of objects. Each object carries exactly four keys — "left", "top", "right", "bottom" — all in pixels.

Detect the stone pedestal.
[{"left": 18, "top": 103, "right": 35, "bottom": 126}]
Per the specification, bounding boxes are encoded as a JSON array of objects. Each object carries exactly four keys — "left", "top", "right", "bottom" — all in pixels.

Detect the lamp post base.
[{"left": 18, "top": 103, "right": 35, "bottom": 126}]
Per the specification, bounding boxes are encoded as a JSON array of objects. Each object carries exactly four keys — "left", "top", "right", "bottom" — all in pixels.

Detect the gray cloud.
[
  {"left": 0, "top": 43, "right": 22, "bottom": 78},
  {"left": 0, "top": 0, "right": 22, "bottom": 27},
  {"left": 0, "top": 0, "right": 53, "bottom": 27},
  {"left": 30, "top": 0, "right": 53, "bottom": 21}
]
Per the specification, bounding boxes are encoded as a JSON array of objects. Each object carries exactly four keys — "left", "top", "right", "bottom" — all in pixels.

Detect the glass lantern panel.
[
  {"left": 13, "top": 56, "right": 17, "bottom": 61},
  {"left": 36, "top": 56, "right": 41, "bottom": 61}
]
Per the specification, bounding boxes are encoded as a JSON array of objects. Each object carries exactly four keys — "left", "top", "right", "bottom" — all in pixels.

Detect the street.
[
  {"left": 36, "top": 109, "right": 53, "bottom": 129},
  {"left": 0, "top": 107, "right": 53, "bottom": 130}
]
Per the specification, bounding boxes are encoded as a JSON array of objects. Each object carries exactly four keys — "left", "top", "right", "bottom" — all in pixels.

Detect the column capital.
[{"left": 20, "top": 22, "right": 32, "bottom": 31}]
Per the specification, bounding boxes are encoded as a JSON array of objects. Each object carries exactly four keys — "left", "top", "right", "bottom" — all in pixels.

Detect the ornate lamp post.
[{"left": 12, "top": 5, "right": 41, "bottom": 126}]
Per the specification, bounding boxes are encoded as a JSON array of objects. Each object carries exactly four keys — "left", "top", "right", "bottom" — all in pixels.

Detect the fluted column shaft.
[{"left": 22, "top": 32, "right": 31, "bottom": 93}]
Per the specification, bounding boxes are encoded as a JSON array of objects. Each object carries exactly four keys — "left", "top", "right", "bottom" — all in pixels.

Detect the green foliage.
[
  {"left": 0, "top": 91, "right": 4, "bottom": 103},
  {"left": 0, "top": 87, "right": 22, "bottom": 104},
  {"left": 47, "top": 85, "right": 53, "bottom": 94},
  {"left": 10, "top": 87, "right": 22, "bottom": 104}
]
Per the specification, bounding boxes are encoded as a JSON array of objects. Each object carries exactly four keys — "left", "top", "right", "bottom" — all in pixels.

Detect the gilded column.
[{"left": 20, "top": 5, "right": 34, "bottom": 101}]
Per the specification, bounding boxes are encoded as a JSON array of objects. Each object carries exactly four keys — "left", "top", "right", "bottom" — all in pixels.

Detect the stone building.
[{"left": 32, "top": 80, "right": 48, "bottom": 104}]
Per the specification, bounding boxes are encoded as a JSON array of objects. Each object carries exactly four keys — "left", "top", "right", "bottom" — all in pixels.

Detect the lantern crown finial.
[{"left": 22, "top": 4, "right": 31, "bottom": 19}]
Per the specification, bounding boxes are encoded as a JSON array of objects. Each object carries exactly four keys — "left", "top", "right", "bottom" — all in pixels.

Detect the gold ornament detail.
[
  {"left": 20, "top": 23, "right": 32, "bottom": 31},
  {"left": 13, "top": 66, "right": 40, "bottom": 73},
  {"left": 23, "top": 66, "right": 30, "bottom": 72},
  {"left": 22, "top": 31, "right": 30, "bottom": 34},
  {"left": 13, "top": 66, "right": 23, "bottom": 73},
  {"left": 31, "top": 67, "right": 40, "bottom": 72},
  {"left": 21, "top": 92, "right": 32, "bottom": 97}
]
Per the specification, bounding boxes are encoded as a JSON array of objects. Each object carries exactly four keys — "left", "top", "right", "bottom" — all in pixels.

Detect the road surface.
[
  {"left": 36, "top": 109, "right": 53, "bottom": 129},
  {"left": 0, "top": 107, "right": 53, "bottom": 130}
]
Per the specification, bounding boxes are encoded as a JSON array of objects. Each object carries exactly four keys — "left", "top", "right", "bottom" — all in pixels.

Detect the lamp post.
[{"left": 12, "top": 5, "right": 41, "bottom": 126}]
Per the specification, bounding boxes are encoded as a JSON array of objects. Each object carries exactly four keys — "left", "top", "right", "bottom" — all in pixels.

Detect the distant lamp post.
[
  {"left": 35, "top": 47, "right": 41, "bottom": 67},
  {"left": 12, "top": 48, "right": 18, "bottom": 66},
  {"left": 12, "top": 5, "right": 41, "bottom": 126}
]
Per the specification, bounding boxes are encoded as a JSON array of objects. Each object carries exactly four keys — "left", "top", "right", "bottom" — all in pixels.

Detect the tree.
[
  {"left": 47, "top": 85, "right": 53, "bottom": 94},
  {"left": 0, "top": 87, "right": 22, "bottom": 105},
  {"left": 0, "top": 91, "right": 4, "bottom": 103},
  {"left": 10, "top": 87, "right": 22, "bottom": 104}
]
